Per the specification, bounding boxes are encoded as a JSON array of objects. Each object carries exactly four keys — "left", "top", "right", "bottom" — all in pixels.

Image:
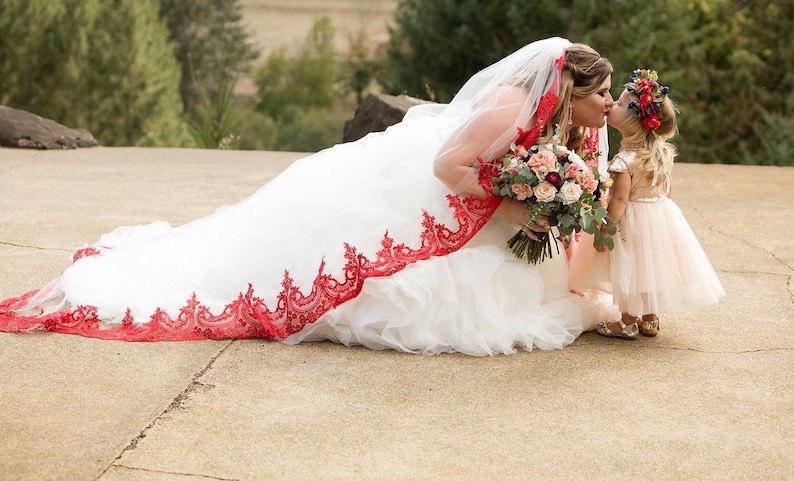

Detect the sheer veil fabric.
[{"left": 0, "top": 37, "right": 616, "bottom": 354}]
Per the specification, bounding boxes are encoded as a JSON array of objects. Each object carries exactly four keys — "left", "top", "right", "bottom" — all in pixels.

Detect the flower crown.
[{"left": 624, "top": 69, "right": 669, "bottom": 132}]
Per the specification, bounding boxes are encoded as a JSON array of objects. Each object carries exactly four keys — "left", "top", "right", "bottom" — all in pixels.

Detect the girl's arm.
[
  {"left": 606, "top": 172, "right": 630, "bottom": 223},
  {"left": 595, "top": 171, "right": 630, "bottom": 252}
]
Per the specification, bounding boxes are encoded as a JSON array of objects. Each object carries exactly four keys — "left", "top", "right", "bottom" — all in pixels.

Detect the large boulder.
[
  {"left": 343, "top": 93, "right": 431, "bottom": 143},
  {"left": 0, "top": 105, "right": 98, "bottom": 149}
]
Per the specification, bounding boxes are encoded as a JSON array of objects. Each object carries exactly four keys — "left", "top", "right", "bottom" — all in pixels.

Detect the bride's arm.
[
  {"left": 432, "top": 87, "right": 548, "bottom": 238},
  {"left": 433, "top": 87, "right": 528, "bottom": 198}
]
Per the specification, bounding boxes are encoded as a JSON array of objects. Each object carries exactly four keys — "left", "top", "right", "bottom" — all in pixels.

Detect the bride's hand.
[{"left": 497, "top": 198, "right": 550, "bottom": 241}]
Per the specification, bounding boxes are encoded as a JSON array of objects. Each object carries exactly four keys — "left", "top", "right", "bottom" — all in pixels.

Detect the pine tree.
[
  {"left": 0, "top": 0, "right": 188, "bottom": 146},
  {"left": 158, "top": 0, "right": 259, "bottom": 113}
]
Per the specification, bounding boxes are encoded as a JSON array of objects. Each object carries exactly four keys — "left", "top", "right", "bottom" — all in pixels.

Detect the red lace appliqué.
[
  {"left": 515, "top": 91, "right": 559, "bottom": 148},
  {"left": 0, "top": 194, "right": 501, "bottom": 341},
  {"left": 584, "top": 127, "right": 600, "bottom": 156}
]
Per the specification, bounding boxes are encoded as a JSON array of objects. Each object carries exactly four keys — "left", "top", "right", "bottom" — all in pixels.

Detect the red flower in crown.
[
  {"left": 642, "top": 116, "right": 661, "bottom": 131},
  {"left": 625, "top": 69, "right": 670, "bottom": 132}
]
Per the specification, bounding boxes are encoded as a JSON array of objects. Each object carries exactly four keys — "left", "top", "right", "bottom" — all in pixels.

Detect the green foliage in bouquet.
[{"left": 491, "top": 130, "right": 616, "bottom": 264}]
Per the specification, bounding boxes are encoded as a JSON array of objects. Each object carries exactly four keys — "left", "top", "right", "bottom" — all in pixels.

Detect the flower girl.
[{"left": 594, "top": 69, "right": 725, "bottom": 339}]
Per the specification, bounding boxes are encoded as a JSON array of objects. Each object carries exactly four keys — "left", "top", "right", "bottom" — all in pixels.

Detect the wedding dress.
[{"left": 0, "top": 37, "right": 615, "bottom": 355}]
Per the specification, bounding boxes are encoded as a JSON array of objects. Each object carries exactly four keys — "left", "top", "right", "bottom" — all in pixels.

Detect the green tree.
[
  {"left": 158, "top": 0, "right": 259, "bottom": 113},
  {"left": 253, "top": 16, "right": 337, "bottom": 120},
  {"left": 0, "top": 0, "right": 188, "bottom": 146},
  {"left": 337, "top": 28, "right": 384, "bottom": 105},
  {"left": 380, "top": 0, "right": 574, "bottom": 102},
  {"left": 380, "top": 0, "right": 793, "bottom": 165},
  {"left": 578, "top": 0, "right": 793, "bottom": 165}
]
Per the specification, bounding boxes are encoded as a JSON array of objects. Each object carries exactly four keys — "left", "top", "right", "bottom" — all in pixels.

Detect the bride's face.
[{"left": 571, "top": 76, "right": 614, "bottom": 128}]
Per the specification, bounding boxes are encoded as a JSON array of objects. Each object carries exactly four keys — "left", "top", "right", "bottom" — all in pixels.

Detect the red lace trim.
[
  {"left": 0, "top": 194, "right": 501, "bottom": 341},
  {"left": 515, "top": 91, "right": 559, "bottom": 148},
  {"left": 584, "top": 127, "right": 600, "bottom": 157},
  {"left": 1, "top": 85, "right": 562, "bottom": 343}
]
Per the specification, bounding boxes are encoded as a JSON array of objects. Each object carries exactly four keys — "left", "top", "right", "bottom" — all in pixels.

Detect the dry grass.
[{"left": 236, "top": 0, "right": 396, "bottom": 96}]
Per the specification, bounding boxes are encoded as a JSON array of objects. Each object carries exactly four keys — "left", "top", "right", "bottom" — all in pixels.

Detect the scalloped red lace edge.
[
  {"left": 0, "top": 193, "right": 500, "bottom": 341},
  {"left": 0, "top": 91, "right": 561, "bottom": 342}
]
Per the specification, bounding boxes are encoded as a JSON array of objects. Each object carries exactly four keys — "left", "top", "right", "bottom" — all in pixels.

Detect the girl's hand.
[{"left": 594, "top": 223, "right": 614, "bottom": 252}]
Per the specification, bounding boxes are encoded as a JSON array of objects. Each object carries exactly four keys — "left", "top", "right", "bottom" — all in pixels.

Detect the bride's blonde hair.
[{"left": 538, "top": 43, "right": 613, "bottom": 153}]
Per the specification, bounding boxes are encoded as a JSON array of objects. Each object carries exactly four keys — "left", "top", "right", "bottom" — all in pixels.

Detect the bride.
[{"left": 0, "top": 37, "right": 617, "bottom": 355}]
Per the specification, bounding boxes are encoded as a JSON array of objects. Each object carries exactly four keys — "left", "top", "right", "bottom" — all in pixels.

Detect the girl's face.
[
  {"left": 571, "top": 76, "right": 614, "bottom": 128},
  {"left": 607, "top": 89, "right": 632, "bottom": 134}
]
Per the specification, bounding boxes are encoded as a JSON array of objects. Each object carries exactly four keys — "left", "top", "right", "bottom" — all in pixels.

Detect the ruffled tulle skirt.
[
  {"left": 580, "top": 197, "right": 724, "bottom": 317},
  {"left": 287, "top": 217, "right": 616, "bottom": 355}
]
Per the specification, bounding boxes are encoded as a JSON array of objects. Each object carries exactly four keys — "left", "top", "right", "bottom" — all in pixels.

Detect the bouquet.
[{"left": 491, "top": 128, "right": 615, "bottom": 264}]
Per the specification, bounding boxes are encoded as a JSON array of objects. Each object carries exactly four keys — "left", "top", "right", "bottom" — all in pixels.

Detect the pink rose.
[
  {"left": 511, "top": 183, "right": 532, "bottom": 201},
  {"left": 577, "top": 169, "right": 597, "bottom": 193},
  {"left": 528, "top": 150, "right": 557, "bottom": 175},
  {"left": 565, "top": 163, "right": 581, "bottom": 179}
]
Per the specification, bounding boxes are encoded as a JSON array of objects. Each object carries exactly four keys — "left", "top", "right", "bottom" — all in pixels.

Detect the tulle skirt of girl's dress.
[
  {"left": 0, "top": 111, "right": 616, "bottom": 356},
  {"left": 580, "top": 197, "right": 725, "bottom": 316}
]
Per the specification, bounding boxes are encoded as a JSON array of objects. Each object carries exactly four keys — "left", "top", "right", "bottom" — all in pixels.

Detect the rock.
[
  {"left": 343, "top": 93, "right": 431, "bottom": 143},
  {"left": 0, "top": 105, "right": 98, "bottom": 149}
]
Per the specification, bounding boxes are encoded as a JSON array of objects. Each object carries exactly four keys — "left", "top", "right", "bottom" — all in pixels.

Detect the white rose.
[
  {"left": 534, "top": 181, "right": 557, "bottom": 202},
  {"left": 560, "top": 181, "right": 583, "bottom": 205}
]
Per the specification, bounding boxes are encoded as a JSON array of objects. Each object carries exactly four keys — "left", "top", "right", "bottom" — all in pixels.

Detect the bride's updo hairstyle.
[{"left": 540, "top": 43, "right": 613, "bottom": 152}]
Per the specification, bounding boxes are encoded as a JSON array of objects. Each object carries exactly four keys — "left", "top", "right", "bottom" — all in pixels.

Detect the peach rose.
[
  {"left": 565, "top": 163, "right": 581, "bottom": 179},
  {"left": 511, "top": 183, "right": 532, "bottom": 201},
  {"left": 577, "top": 169, "right": 597, "bottom": 193},
  {"left": 534, "top": 181, "right": 557, "bottom": 202}
]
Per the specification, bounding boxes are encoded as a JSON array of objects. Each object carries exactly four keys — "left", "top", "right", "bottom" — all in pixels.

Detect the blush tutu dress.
[{"left": 584, "top": 150, "right": 725, "bottom": 316}]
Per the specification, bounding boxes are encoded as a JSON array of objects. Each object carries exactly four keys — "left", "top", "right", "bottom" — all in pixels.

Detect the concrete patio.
[{"left": 0, "top": 147, "right": 791, "bottom": 480}]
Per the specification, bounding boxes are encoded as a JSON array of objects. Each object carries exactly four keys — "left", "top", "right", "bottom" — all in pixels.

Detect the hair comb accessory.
[
  {"left": 583, "top": 57, "right": 603, "bottom": 73},
  {"left": 625, "top": 69, "right": 669, "bottom": 131}
]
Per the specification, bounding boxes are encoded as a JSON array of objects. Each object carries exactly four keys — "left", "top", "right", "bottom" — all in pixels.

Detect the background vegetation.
[
  {"left": 381, "top": 0, "right": 794, "bottom": 165},
  {"left": 0, "top": 0, "right": 790, "bottom": 164}
]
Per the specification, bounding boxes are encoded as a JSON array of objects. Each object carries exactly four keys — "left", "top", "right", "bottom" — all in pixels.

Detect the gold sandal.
[
  {"left": 596, "top": 319, "right": 639, "bottom": 340},
  {"left": 638, "top": 316, "right": 660, "bottom": 337}
]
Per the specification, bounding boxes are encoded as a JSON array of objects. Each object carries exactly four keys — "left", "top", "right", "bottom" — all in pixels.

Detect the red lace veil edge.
[{"left": 0, "top": 98, "right": 563, "bottom": 343}]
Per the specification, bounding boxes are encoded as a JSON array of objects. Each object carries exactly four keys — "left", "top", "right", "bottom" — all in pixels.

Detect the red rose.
[
  {"left": 545, "top": 171, "right": 563, "bottom": 186},
  {"left": 642, "top": 116, "right": 661, "bottom": 131}
]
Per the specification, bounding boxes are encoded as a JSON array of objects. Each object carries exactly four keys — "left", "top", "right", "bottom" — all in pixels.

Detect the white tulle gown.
[{"left": 0, "top": 37, "right": 617, "bottom": 355}]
